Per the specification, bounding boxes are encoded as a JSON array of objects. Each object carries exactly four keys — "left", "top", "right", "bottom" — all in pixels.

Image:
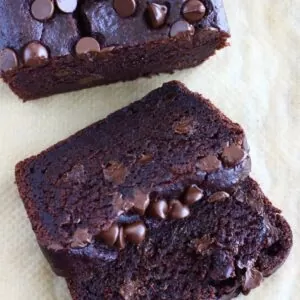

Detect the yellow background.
[{"left": 0, "top": 1, "right": 299, "bottom": 299}]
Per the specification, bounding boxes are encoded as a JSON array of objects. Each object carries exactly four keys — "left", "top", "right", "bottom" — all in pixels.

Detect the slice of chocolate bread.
[
  {"left": 64, "top": 178, "right": 292, "bottom": 300},
  {"left": 15, "top": 81, "right": 291, "bottom": 299}
]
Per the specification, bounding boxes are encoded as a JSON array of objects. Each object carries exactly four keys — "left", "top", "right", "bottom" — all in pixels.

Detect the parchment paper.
[{"left": 0, "top": 1, "right": 299, "bottom": 299}]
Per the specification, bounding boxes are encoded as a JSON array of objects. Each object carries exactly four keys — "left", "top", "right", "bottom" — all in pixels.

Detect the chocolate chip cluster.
[
  {"left": 95, "top": 184, "right": 204, "bottom": 249},
  {"left": 0, "top": 0, "right": 208, "bottom": 74}
]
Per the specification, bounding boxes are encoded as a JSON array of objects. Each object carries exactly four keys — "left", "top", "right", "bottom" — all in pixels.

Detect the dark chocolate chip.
[
  {"left": 148, "top": 199, "right": 168, "bottom": 219},
  {"left": 31, "top": 0, "right": 55, "bottom": 21},
  {"left": 98, "top": 223, "right": 119, "bottom": 247},
  {"left": 0, "top": 48, "right": 18, "bottom": 73},
  {"left": 23, "top": 41, "right": 49, "bottom": 66},
  {"left": 170, "top": 20, "right": 195, "bottom": 37},
  {"left": 197, "top": 155, "right": 221, "bottom": 173},
  {"left": 55, "top": 0, "right": 78, "bottom": 13},
  {"left": 116, "top": 226, "right": 126, "bottom": 249},
  {"left": 132, "top": 189, "right": 150, "bottom": 215},
  {"left": 147, "top": 3, "right": 168, "bottom": 29},
  {"left": 113, "top": 0, "right": 136, "bottom": 18},
  {"left": 221, "top": 144, "right": 246, "bottom": 167},
  {"left": 70, "top": 228, "right": 92, "bottom": 248},
  {"left": 103, "top": 161, "right": 128, "bottom": 185},
  {"left": 124, "top": 221, "right": 146, "bottom": 245},
  {"left": 207, "top": 191, "right": 230, "bottom": 203},
  {"left": 184, "top": 184, "right": 204, "bottom": 205},
  {"left": 182, "top": 0, "right": 206, "bottom": 23},
  {"left": 173, "top": 117, "right": 197, "bottom": 135},
  {"left": 75, "top": 37, "right": 101, "bottom": 55},
  {"left": 168, "top": 200, "right": 190, "bottom": 219},
  {"left": 242, "top": 268, "right": 263, "bottom": 292}
]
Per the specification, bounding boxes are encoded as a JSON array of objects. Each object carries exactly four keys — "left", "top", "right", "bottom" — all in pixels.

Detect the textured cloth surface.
[{"left": 0, "top": 1, "right": 299, "bottom": 299}]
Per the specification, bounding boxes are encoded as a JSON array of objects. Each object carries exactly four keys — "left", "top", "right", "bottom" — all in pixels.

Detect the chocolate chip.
[
  {"left": 23, "top": 41, "right": 49, "bottom": 66},
  {"left": 113, "top": 0, "right": 136, "bottom": 18},
  {"left": 242, "top": 268, "right": 263, "bottom": 292},
  {"left": 182, "top": 0, "right": 206, "bottom": 23},
  {"left": 0, "top": 48, "right": 18, "bottom": 74},
  {"left": 184, "top": 184, "right": 204, "bottom": 205},
  {"left": 147, "top": 199, "right": 168, "bottom": 219},
  {"left": 221, "top": 144, "right": 246, "bottom": 167},
  {"left": 75, "top": 37, "right": 101, "bottom": 55},
  {"left": 116, "top": 226, "right": 126, "bottom": 249},
  {"left": 207, "top": 191, "right": 230, "bottom": 203},
  {"left": 138, "top": 153, "right": 153, "bottom": 164},
  {"left": 70, "top": 228, "right": 92, "bottom": 248},
  {"left": 103, "top": 161, "right": 128, "bottom": 185},
  {"left": 31, "top": 0, "right": 55, "bottom": 21},
  {"left": 124, "top": 221, "right": 146, "bottom": 245},
  {"left": 132, "top": 189, "right": 150, "bottom": 215},
  {"left": 173, "top": 117, "right": 197, "bottom": 135},
  {"left": 55, "top": 0, "right": 78, "bottom": 13},
  {"left": 168, "top": 200, "right": 190, "bottom": 219},
  {"left": 170, "top": 20, "right": 195, "bottom": 37},
  {"left": 98, "top": 223, "right": 119, "bottom": 247},
  {"left": 197, "top": 155, "right": 221, "bottom": 173},
  {"left": 147, "top": 3, "right": 168, "bottom": 29}
]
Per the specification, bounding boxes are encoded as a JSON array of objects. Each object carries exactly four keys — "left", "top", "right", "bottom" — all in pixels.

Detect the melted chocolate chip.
[
  {"left": 103, "top": 161, "right": 128, "bottom": 185},
  {"left": 173, "top": 117, "right": 197, "bottom": 135},
  {"left": 31, "top": 0, "right": 55, "bottom": 21},
  {"left": 168, "top": 200, "right": 190, "bottom": 219},
  {"left": 75, "top": 37, "right": 101, "bottom": 55},
  {"left": 70, "top": 228, "right": 92, "bottom": 248},
  {"left": 184, "top": 184, "right": 204, "bottom": 205},
  {"left": 132, "top": 189, "right": 150, "bottom": 215},
  {"left": 116, "top": 226, "right": 126, "bottom": 249},
  {"left": 55, "top": 0, "right": 78, "bottom": 14},
  {"left": 148, "top": 199, "right": 168, "bottom": 219},
  {"left": 113, "top": 0, "right": 136, "bottom": 18},
  {"left": 182, "top": 0, "right": 206, "bottom": 23},
  {"left": 98, "top": 223, "right": 119, "bottom": 246},
  {"left": 207, "top": 191, "right": 230, "bottom": 203},
  {"left": 197, "top": 155, "right": 221, "bottom": 173},
  {"left": 23, "top": 41, "right": 49, "bottom": 66},
  {"left": 170, "top": 20, "right": 195, "bottom": 37},
  {"left": 242, "top": 268, "right": 263, "bottom": 292},
  {"left": 221, "top": 144, "right": 246, "bottom": 167},
  {"left": 124, "top": 221, "right": 146, "bottom": 245},
  {"left": 0, "top": 48, "right": 18, "bottom": 74},
  {"left": 147, "top": 3, "right": 168, "bottom": 29}
]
